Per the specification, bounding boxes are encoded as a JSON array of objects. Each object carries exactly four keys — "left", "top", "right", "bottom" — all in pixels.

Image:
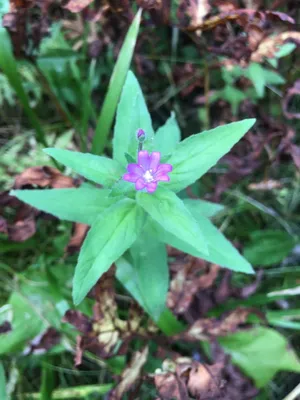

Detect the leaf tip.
[
  {"left": 43, "top": 148, "right": 55, "bottom": 156},
  {"left": 9, "top": 189, "right": 17, "bottom": 197}
]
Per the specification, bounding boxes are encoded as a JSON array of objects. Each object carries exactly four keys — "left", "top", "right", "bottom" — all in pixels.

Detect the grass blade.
[
  {"left": 0, "top": 363, "right": 7, "bottom": 400},
  {"left": 91, "top": 8, "right": 142, "bottom": 155},
  {"left": 0, "top": 29, "right": 48, "bottom": 147}
]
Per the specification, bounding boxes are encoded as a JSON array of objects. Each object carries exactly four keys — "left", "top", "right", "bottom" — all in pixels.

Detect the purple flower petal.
[
  {"left": 138, "top": 151, "right": 150, "bottom": 170},
  {"left": 135, "top": 178, "right": 146, "bottom": 190},
  {"left": 146, "top": 182, "right": 158, "bottom": 193},
  {"left": 149, "top": 152, "right": 161, "bottom": 172},
  {"left": 127, "top": 164, "right": 143, "bottom": 176},
  {"left": 155, "top": 175, "right": 170, "bottom": 182},
  {"left": 156, "top": 164, "right": 173, "bottom": 174},
  {"left": 123, "top": 173, "right": 138, "bottom": 183}
]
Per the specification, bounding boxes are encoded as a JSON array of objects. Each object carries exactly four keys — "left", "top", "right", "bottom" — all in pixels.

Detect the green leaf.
[
  {"left": 149, "top": 204, "right": 253, "bottom": 274},
  {"left": 73, "top": 199, "right": 143, "bottom": 305},
  {"left": 243, "top": 230, "right": 295, "bottom": 267},
  {"left": 91, "top": 9, "right": 142, "bottom": 155},
  {"left": 108, "top": 179, "right": 135, "bottom": 198},
  {"left": 116, "top": 257, "right": 184, "bottom": 334},
  {"left": 116, "top": 257, "right": 146, "bottom": 308},
  {"left": 0, "top": 363, "right": 7, "bottom": 400},
  {"left": 113, "top": 71, "right": 154, "bottom": 166},
  {"left": 44, "top": 148, "right": 123, "bottom": 186},
  {"left": 182, "top": 198, "right": 224, "bottom": 218},
  {"left": 154, "top": 112, "right": 181, "bottom": 156},
  {"left": 137, "top": 188, "right": 208, "bottom": 256},
  {"left": 130, "top": 226, "right": 169, "bottom": 321},
  {"left": 11, "top": 188, "right": 115, "bottom": 225},
  {"left": 0, "top": 293, "right": 43, "bottom": 355},
  {"left": 263, "top": 69, "right": 285, "bottom": 85},
  {"left": 223, "top": 85, "right": 247, "bottom": 116},
  {"left": 275, "top": 42, "right": 296, "bottom": 58},
  {"left": 166, "top": 119, "right": 256, "bottom": 193},
  {"left": 248, "top": 62, "right": 266, "bottom": 97},
  {"left": 219, "top": 327, "right": 300, "bottom": 387}
]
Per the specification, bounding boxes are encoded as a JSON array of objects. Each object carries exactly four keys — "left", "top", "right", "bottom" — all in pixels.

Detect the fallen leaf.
[
  {"left": 65, "top": 223, "right": 89, "bottom": 254},
  {"left": 14, "top": 166, "right": 76, "bottom": 189},
  {"left": 0, "top": 191, "right": 39, "bottom": 242},
  {"left": 63, "top": 310, "right": 92, "bottom": 334},
  {"left": 64, "top": 0, "right": 94, "bottom": 13},
  {"left": 63, "top": 268, "right": 156, "bottom": 365},
  {"left": 251, "top": 31, "right": 300, "bottom": 62},
  {"left": 136, "top": 0, "right": 161, "bottom": 10},
  {"left": 282, "top": 79, "right": 300, "bottom": 120},
  {"left": 155, "top": 371, "right": 189, "bottom": 400},
  {"left": 290, "top": 144, "right": 300, "bottom": 169},
  {"left": 187, "top": 362, "right": 224, "bottom": 398},
  {"left": 183, "top": 0, "right": 211, "bottom": 34},
  {"left": 23, "top": 328, "right": 60, "bottom": 355},
  {"left": 168, "top": 259, "right": 219, "bottom": 314},
  {"left": 173, "top": 307, "right": 265, "bottom": 341},
  {"left": 108, "top": 346, "right": 149, "bottom": 399}
]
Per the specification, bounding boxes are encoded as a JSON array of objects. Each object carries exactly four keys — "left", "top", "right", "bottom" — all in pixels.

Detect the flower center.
[{"left": 143, "top": 170, "right": 154, "bottom": 183}]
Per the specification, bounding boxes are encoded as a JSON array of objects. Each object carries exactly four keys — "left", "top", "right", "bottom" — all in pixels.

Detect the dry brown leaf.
[
  {"left": 63, "top": 268, "right": 156, "bottom": 365},
  {"left": 290, "top": 145, "right": 300, "bottom": 169},
  {"left": 14, "top": 166, "right": 76, "bottom": 189},
  {"left": 23, "top": 328, "right": 60, "bottom": 356},
  {"left": 63, "top": 310, "right": 92, "bottom": 334},
  {"left": 173, "top": 307, "right": 265, "bottom": 341},
  {"left": 185, "top": 0, "right": 211, "bottom": 34},
  {"left": 168, "top": 260, "right": 219, "bottom": 314},
  {"left": 187, "top": 362, "right": 225, "bottom": 398},
  {"left": 0, "top": 191, "right": 39, "bottom": 242},
  {"left": 64, "top": 0, "right": 94, "bottom": 13},
  {"left": 283, "top": 79, "right": 300, "bottom": 120},
  {"left": 251, "top": 31, "right": 300, "bottom": 62},
  {"left": 65, "top": 223, "right": 89, "bottom": 254},
  {"left": 136, "top": 0, "right": 162, "bottom": 9},
  {"left": 154, "top": 358, "right": 226, "bottom": 399},
  {"left": 154, "top": 353, "right": 259, "bottom": 400},
  {"left": 155, "top": 371, "right": 189, "bottom": 400},
  {"left": 108, "top": 346, "right": 149, "bottom": 400}
]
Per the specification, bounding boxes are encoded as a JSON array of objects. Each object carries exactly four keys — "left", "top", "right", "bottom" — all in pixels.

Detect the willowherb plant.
[{"left": 12, "top": 71, "right": 256, "bottom": 322}]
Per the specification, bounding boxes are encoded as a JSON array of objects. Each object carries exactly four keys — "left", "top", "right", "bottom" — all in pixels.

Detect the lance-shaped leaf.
[
  {"left": 113, "top": 71, "right": 154, "bottom": 166},
  {"left": 154, "top": 112, "right": 181, "bottom": 156},
  {"left": 136, "top": 188, "right": 208, "bottom": 256},
  {"left": 166, "top": 119, "right": 256, "bottom": 192},
  {"left": 10, "top": 188, "right": 115, "bottom": 225},
  {"left": 44, "top": 148, "right": 123, "bottom": 187},
  {"left": 73, "top": 199, "right": 143, "bottom": 305},
  {"left": 116, "top": 257, "right": 184, "bottom": 335},
  {"left": 148, "top": 201, "right": 253, "bottom": 274},
  {"left": 183, "top": 198, "right": 224, "bottom": 218},
  {"left": 130, "top": 225, "right": 169, "bottom": 321}
]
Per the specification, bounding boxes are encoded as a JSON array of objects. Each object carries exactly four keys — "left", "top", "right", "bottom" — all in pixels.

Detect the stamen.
[{"left": 143, "top": 170, "right": 154, "bottom": 183}]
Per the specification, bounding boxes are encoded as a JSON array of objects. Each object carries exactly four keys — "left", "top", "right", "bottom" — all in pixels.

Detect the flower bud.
[{"left": 136, "top": 128, "right": 146, "bottom": 142}]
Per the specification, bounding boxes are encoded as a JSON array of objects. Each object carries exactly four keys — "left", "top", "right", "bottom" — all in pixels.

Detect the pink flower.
[{"left": 123, "top": 150, "right": 173, "bottom": 193}]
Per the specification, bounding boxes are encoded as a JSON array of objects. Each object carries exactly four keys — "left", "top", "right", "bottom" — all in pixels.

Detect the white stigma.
[{"left": 143, "top": 170, "right": 154, "bottom": 183}]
